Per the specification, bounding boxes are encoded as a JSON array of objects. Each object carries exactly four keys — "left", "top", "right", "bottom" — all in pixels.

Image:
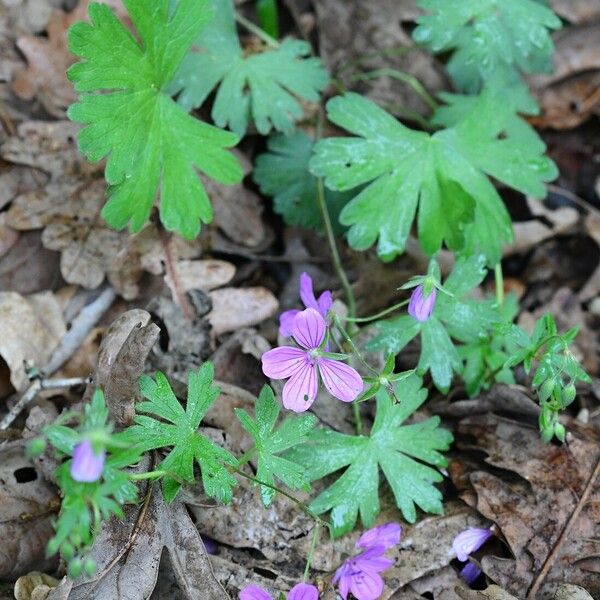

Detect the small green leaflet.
[
  {"left": 310, "top": 91, "right": 557, "bottom": 265},
  {"left": 253, "top": 132, "right": 352, "bottom": 234},
  {"left": 413, "top": 0, "right": 561, "bottom": 93},
  {"left": 125, "top": 363, "right": 237, "bottom": 504},
  {"left": 234, "top": 385, "right": 316, "bottom": 506},
  {"left": 169, "top": 0, "right": 329, "bottom": 136},
  {"left": 67, "top": 0, "right": 243, "bottom": 239},
  {"left": 367, "top": 256, "right": 497, "bottom": 391},
  {"left": 286, "top": 376, "right": 453, "bottom": 536}
]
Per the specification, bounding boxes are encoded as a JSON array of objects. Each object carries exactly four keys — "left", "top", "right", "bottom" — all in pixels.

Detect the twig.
[
  {"left": 526, "top": 452, "right": 600, "bottom": 598},
  {"left": 43, "top": 286, "right": 117, "bottom": 377},
  {"left": 159, "top": 227, "right": 194, "bottom": 321},
  {"left": 546, "top": 183, "right": 600, "bottom": 217},
  {"left": 0, "top": 377, "right": 89, "bottom": 430},
  {"left": 0, "top": 286, "right": 116, "bottom": 429}
]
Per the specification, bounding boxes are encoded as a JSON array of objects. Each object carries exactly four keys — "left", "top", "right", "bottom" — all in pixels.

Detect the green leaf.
[
  {"left": 310, "top": 91, "right": 557, "bottom": 265},
  {"left": 67, "top": 0, "right": 243, "bottom": 239},
  {"left": 254, "top": 131, "right": 352, "bottom": 234},
  {"left": 125, "top": 363, "right": 238, "bottom": 503},
  {"left": 234, "top": 385, "right": 316, "bottom": 506},
  {"left": 287, "top": 376, "right": 452, "bottom": 536},
  {"left": 169, "top": 0, "right": 329, "bottom": 136},
  {"left": 367, "top": 256, "right": 495, "bottom": 390},
  {"left": 413, "top": 0, "right": 561, "bottom": 93}
]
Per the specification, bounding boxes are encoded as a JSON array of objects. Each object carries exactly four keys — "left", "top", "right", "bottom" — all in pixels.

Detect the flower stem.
[
  {"left": 235, "top": 11, "right": 279, "bottom": 48},
  {"left": 316, "top": 177, "right": 356, "bottom": 319},
  {"left": 494, "top": 263, "right": 504, "bottom": 307},
  {"left": 303, "top": 521, "right": 321, "bottom": 582},
  {"left": 346, "top": 299, "right": 410, "bottom": 323}
]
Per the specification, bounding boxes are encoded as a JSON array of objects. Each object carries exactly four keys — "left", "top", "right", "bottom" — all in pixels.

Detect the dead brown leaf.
[
  {"left": 549, "top": 0, "right": 600, "bottom": 23},
  {"left": 164, "top": 259, "right": 236, "bottom": 296},
  {"left": 207, "top": 287, "right": 279, "bottom": 337},
  {"left": 48, "top": 483, "right": 228, "bottom": 600},
  {"left": 579, "top": 212, "right": 600, "bottom": 301},
  {"left": 0, "top": 290, "right": 65, "bottom": 391},
  {"left": 453, "top": 412, "right": 600, "bottom": 599},
  {"left": 0, "top": 441, "right": 59, "bottom": 581},
  {"left": 14, "top": 571, "right": 59, "bottom": 600}
]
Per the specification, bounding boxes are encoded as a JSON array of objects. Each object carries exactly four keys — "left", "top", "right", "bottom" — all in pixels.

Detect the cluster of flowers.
[{"left": 240, "top": 523, "right": 401, "bottom": 600}]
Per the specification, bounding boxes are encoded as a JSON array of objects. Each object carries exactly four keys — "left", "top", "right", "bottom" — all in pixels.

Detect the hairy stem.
[
  {"left": 346, "top": 299, "right": 410, "bottom": 323},
  {"left": 494, "top": 262, "right": 504, "bottom": 307}
]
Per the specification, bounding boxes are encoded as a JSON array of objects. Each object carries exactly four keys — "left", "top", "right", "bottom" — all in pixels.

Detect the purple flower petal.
[
  {"left": 349, "top": 569, "right": 385, "bottom": 600},
  {"left": 240, "top": 586, "right": 271, "bottom": 600},
  {"left": 287, "top": 582, "right": 319, "bottom": 600},
  {"left": 460, "top": 562, "right": 482, "bottom": 586},
  {"left": 337, "top": 573, "right": 351, "bottom": 600},
  {"left": 262, "top": 346, "right": 307, "bottom": 379},
  {"left": 299, "top": 272, "right": 320, "bottom": 312},
  {"left": 70, "top": 440, "right": 105, "bottom": 483},
  {"left": 279, "top": 309, "right": 300, "bottom": 337},
  {"left": 282, "top": 360, "right": 318, "bottom": 412},
  {"left": 354, "top": 546, "right": 394, "bottom": 573},
  {"left": 452, "top": 528, "right": 493, "bottom": 562},
  {"left": 317, "top": 290, "right": 333, "bottom": 315},
  {"left": 318, "top": 358, "right": 363, "bottom": 403},
  {"left": 408, "top": 285, "right": 437, "bottom": 322},
  {"left": 201, "top": 535, "right": 218, "bottom": 555},
  {"left": 357, "top": 523, "right": 402, "bottom": 551},
  {"left": 292, "top": 308, "right": 326, "bottom": 350}
]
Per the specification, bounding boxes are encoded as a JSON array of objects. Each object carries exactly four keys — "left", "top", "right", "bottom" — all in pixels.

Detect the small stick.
[
  {"left": 0, "top": 286, "right": 116, "bottom": 430},
  {"left": 0, "top": 376, "right": 89, "bottom": 430}
]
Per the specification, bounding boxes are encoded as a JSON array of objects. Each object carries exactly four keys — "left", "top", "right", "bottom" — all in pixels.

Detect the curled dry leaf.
[
  {"left": 0, "top": 290, "right": 65, "bottom": 391},
  {"left": 48, "top": 483, "right": 228, "bottom": 600},
  {"left": 453, "top": 412, "right": 600, "bottom": 599},
  {"left": 207, "top": 287, "right": 279, "bottom": 337},
  {"left": 0, "top": 441, "right": 59, "bottom": 581},
  {"left": 94, "top": 309, "right": 159, "bottom": 428}
]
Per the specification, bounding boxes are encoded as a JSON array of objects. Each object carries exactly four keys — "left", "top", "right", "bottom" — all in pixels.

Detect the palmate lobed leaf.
[
  {"left": 286, "top": 376, "right": 453, "bottom": 536},
  {"left": 309, "top": 90, "right": 558, "bottom": 265},
  {"left": 413, "top": 0, "right": 561, "bottom": 93},
  {"left": 235, "top": 385, "right": 316, "bottom": 506},
  {"left": 367, "top": 255, "right": 497, "bottom": 391},
  {"left": 67, "top": 0, "right": 243, "bottom": 240},
  {"left": 253, "top": 131, "right": 352, "bottom": 234},
  {"left": 125, "top": 363, "right": 238, "bottom": 503},
  {"left": 169, "top": 0, "right": 329, "bottom": 136}
]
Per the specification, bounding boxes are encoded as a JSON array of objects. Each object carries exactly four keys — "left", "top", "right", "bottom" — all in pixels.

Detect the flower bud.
[
  {"left": 70, "top": 440, "right": 105, "bottom": 483},
  {"left": 408, "top": 285, "right": 437, "bottom": 322}
]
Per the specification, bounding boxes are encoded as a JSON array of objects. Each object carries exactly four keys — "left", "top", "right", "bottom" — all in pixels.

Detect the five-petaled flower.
[
  {"left": 333, "top": 522, "right": 401, "bottom": 600},
  {"left": 70, "top": 439, "right": 105, "bottom": 483},
  {"left": 240, "top": 582, "right": 318, "bottom": 600},
  {"left": 408, "top": 285, "right": 437, "bottom": 322},
  {"left": 262, "top": 308, "right": 363, "bottom": 412},
  {"left": 279, "top": 272, "right": 332, "bottom": 338},
  {"left": 452, "top": 527, "right": 494, "bottom": 586}
]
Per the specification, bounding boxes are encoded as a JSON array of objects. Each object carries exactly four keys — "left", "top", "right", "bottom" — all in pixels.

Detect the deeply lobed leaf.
[{"left": 67, "top": 0, "right": 243, "bottom": 239}]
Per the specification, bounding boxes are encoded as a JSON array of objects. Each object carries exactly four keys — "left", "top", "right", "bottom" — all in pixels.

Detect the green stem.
[
  {"left": 352, "top": 403, "right": 363, "bottom": 435},
  {"left": 303, "top": 522, "right": 321, "bottom": 582},
  {"left": 494, "top": 263, "right": 504, "bottom": 307},
  {"left": 347, "top": 68, "right": 439, "bottom": 112},
  {"left": 316, "top": 177, "right": 356, "bottom": 319},
  {"left": 235, "top": 12, "right": 279, "bottom": 48},
  {"left": 332, "top": 314, "right": 378, "bottom": 377},
  {"left": 130, "top": 470, "right": 167, "bottom": 481},
  {"left": 229, "top": 465, "right": 331, "bottom": 533},
  {"left": 346, "top": 299, "right": 410, "bottom": 323}
]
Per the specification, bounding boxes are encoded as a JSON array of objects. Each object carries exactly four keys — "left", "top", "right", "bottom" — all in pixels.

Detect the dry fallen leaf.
[
  {"left": 0, "top": 441, "right": 59, "bottom": 580},
  {"left": 579, "top": 212, "right": 600, "bottom": 301},
  {"left": 549, "top": 0, "right": 600, "bottom": 23},
  {"left": 48, "top": 483, "right": 228, "bottom": 600},
  {"left": 453, "top": 412, "right": 600, "bottom": 599},
  {"left": 164, "top": 259, "right": 236, "bottom": 296},
  {"left": 0, "top": 290, "right": 66, "bottom": 391},
  {"left": 207, "top": 287, "right": 279, "bottom": 337},
  {"left": 14, "top": 571, "right": 59, "bottom": 600}
]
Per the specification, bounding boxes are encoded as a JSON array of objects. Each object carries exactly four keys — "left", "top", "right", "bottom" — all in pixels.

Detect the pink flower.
[
  {"left": 279, "top": 272, "right": 333, "bottom": 337},
  {"left": 333, "top": 546, "right": 394, "bottom": 600},
  {"left": 357, "top": 523, "right": 402, "bottom": 551},
  {"left": 452, "top": 527, "right": 493, "bottom": 562},
  {"left": 262, "top": 308, "right": 363, "bottom": 412},
  {"left": 240, "top": 582, "right": 318, "bottom": 600},
  {"left": 408, "top": 285, "right": 436, "bottom": 322},
  {"left": 460, "top": 562, "right": 481, "bottom": 585},
  {"left": 70, "top": 439, "right": 105, "bottom": 483}
]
